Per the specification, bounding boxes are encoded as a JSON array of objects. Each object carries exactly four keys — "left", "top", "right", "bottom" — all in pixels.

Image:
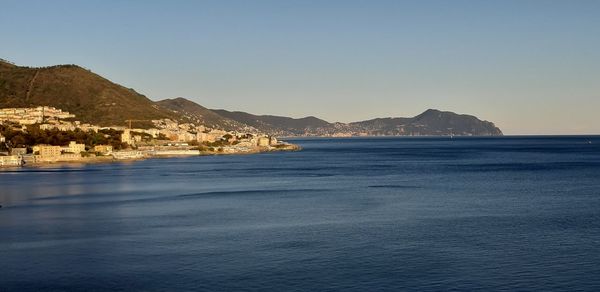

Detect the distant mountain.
[
  {"left": 212, "top": 109, "right": 331, "bottom": 136},
  {"left": 211, "top": 108, "right": 501, "bottom": 136},
  {"left": 350, "top": 109, "right": 503, "bottom": 136},
  {"left": 156, "top": 97, "right": 253, "bottom": 131},
  {"left": 0, "top": 60, "right": 178, "bottom": 127},
  {"left": 0, "top": 59, "right": 502, "bottom": 136}
]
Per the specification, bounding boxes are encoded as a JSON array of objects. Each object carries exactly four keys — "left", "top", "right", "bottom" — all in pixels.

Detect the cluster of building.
[
  {"left": 39, "top": 121, "right": 101, "bottom": 132},
  {"left": 0, "top": 139, "right": 114, "bottom": 166},
  {"left": 1, "top": 107, "right": 295, "bottom": 167},
  {"left": 0, "top": 107, "right": 75, "bottom": 125},
  {"left": 0, "top": 106, "right": 104, "bottom": 133},
  {"left": 124, "top": 118, "right": 280, "bottom": 149}
]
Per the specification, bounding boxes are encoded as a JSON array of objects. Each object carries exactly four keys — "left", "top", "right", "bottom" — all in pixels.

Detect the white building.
[
  {"left": 0, "top": 106, "right": 75, "bottom": 125},
  {"left": 64, "top": 141, "right": 85, "bottom": 154},
  {"left": 0, "top": 155, "right": 23, "bottom": 167},
  {"left": 257, "top": 136, "right": 270, "bottom": 147},
  {"left": 121, "top": 129, "right": 133, "bottom": 145}
]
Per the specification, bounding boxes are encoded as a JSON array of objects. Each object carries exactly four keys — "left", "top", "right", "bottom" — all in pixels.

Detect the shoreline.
[
  {"left": 281, "top": 134, "right": 600, "bottom": 139},
  {"left": 2, "top": 144, "right": 301, "bottom": 169}
]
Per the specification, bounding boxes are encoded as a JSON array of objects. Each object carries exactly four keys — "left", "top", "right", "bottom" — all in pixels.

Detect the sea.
[{"left": 1, "top": 136, "right": 600, "bottom": 291}]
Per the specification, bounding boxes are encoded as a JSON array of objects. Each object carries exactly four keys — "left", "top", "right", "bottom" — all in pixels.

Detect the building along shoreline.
[
  {"left": 1, "top": 106, "right": 300, "bottom": 168},
  {"left": 1, "top": 143, "right": 301, "bottom": 169}
]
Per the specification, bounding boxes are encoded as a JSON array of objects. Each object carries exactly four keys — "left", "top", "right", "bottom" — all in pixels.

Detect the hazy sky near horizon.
[{"left": 2, "top": 0, "right": 600, "bottom": 134}]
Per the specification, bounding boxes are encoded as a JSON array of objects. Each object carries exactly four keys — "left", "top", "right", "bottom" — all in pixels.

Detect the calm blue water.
[{"left": 1, "top": 136, "right": 600, "bottom": 291}]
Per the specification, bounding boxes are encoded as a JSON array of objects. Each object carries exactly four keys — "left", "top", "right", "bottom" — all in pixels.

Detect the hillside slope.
[
  {"left": 212, "top": 109, "right": 331, "bottom": 135},
  {"left": 156, "top": 97, "right": 254, "bottom": 131},
  {"left": 214, "top": 107, "right": 502, "bottom": 136},
  {"left": 350, "top": 109, "right": 502, "bottom": 136},
  {"left": 1, "top": 60, "right": 502, "bottom": 136},
  {"left": 0, "top": 60, "right": 177, "bottom": 126}
]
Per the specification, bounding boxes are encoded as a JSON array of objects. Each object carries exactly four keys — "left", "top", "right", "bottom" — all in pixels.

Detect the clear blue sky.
[{"left": 2, "top": 0, "right": 599, "bottom": 134}]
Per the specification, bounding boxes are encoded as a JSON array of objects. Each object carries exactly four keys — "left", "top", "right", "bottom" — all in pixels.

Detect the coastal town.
[{"left": 0, "top": 106, "right": 299, "bottom": 167}]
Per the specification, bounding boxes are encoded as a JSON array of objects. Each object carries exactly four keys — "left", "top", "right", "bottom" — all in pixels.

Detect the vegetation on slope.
[{"left": 0, "top": 60, "right": 178, "bottom": 127}]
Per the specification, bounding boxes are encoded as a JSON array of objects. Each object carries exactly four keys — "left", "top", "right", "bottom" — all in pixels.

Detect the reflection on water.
[{"left": 1, "top": 137, "right": 600, "bottom": 291}]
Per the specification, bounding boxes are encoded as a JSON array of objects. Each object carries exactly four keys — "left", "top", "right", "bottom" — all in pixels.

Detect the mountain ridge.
[
  {"left": 349, "top": 109, "right": 502, "bottom": 136},
  {"left": 1, "top": 59, "right": 502, "bottom": 136},
  {"left": 210, "top": 106, "right": 502, "bottom": 136},
  {"left": 212, "top": 109, "right": 332, "bottom": 135},
  {"left": 155, "top": 97, "right": 252, "bottom": 131}
]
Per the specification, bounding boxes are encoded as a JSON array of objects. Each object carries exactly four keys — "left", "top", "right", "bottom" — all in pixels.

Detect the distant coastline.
[
  {"left": 2, "top": 59, "right": 500, "bottom": 169},
  {"left": 1, "top": 60, "right": 502, "bottom": 138},
  {"left": 1, "top": 144, "right": 301, "bottom": 169}
]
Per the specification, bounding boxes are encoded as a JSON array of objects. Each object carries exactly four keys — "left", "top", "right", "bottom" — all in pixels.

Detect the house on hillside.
[{"left": 94, "top": 145, "right": 113, "bottom": 155}]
